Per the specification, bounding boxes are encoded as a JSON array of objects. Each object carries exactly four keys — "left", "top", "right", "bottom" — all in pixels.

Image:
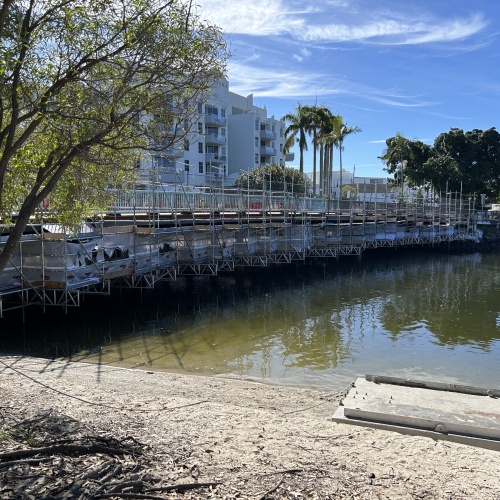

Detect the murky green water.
[{"left": 2, "top": 249, "right": 500, "bottom": 391}]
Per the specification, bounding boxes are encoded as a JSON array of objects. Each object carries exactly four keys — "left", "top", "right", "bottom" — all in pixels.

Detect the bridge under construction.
[{"left": 0, "top": 188, "right": 480, "bottom": 317}]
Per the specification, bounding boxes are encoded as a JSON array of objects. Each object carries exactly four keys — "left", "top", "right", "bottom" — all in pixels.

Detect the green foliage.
[
  {"left": 282, "top": 103, "right": 361, "bottom": 197},
  {"left": 235, "top": 163, "right": 309, "bottom": 194},
  {"left": 282, "top": 104, "right": 311, "bottom": 173},
  {"left": 379, "top": 128, "right": 500, "bottom": 201},
  {"left": 342, "top": 184, "right": 357, "bottom": 200},
  {"left": 0, "top": 0, "right": 229, "bottom": 270}
]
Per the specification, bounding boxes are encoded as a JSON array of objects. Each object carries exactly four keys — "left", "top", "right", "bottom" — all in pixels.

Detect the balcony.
[
  {"left": 205, "top": 153, "right": 227, "bottom": 164},
  {"left": 166, "top": 101, "right": 182, "bottom": 114},
  {"left": 260, "top": 129, "right": 276, "bottom": 140},
  {"left": 260, "top": 146, "right": 276, "bottom": 156},
  {"left": 205, "top": 133, "right": 226, "bottom": 145},
  {"left": 156, "top": 123, "right": 180, "bottom": 136},
  {"left": 162, "top": 147, "right": 184, "bottom": 157},
  {"left": 204, "top": 113, "right": 225, "bottom": 126}
]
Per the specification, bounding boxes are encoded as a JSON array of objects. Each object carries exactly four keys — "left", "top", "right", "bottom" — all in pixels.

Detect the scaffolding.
[{"left": 0, "top": 187, "right": 480, "bottom": 317}]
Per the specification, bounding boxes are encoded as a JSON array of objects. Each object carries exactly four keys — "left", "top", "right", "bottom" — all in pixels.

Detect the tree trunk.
[{"left": 0, "top": 200, "right": 39, "bottom": 274}]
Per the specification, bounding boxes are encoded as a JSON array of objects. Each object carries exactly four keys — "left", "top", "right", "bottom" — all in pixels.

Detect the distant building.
[
  {"left": 140, "top": 77, "right": 286, "bottom": 188},
  {"left": 306, "top": 170, "right": 391, "bottom": 201},
  {"left": 352, "top": 176, "right": 391, "bottom": 202}
]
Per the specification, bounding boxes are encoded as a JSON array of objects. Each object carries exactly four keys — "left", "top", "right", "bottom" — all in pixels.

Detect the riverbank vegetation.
[
  {"left": 379, "top": 128, "right": 500, "bottom": 203},
  {"left": 0, "top": 0, "right": 229, "bottom": 274}
]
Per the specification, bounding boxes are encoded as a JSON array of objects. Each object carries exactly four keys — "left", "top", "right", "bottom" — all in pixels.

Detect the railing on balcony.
[
  {"left": 163, "top": 147, "right": 184, "bottom": 157},
  {"left": 260, "top": 146, "right": 276, "bottom": 156},
  {"left": 205, "top": 133, "right": 226, "bottom": 145},
  {"left": 260, "top": 129, "right": 276, "bottom": 140},
  {"left": 204, "top": 113, "right": 225, "bottom": 126},
  {"left": 205, "top": 153, "right": 227, "bottom": 164}
]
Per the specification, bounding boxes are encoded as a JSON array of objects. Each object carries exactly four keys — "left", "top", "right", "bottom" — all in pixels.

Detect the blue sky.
[{"left": 196, "top": 0, "right": 500, "bottom": 179}]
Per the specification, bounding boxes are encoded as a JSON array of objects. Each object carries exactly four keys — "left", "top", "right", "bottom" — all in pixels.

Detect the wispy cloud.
[
  {"left": 195, "top": 0, "right": 304, "bottom": 36},
  {"left": 196, "top": 1, "right": 488, "bottom": 46},
  {"left": 293, "top": 47, "right": 312, "bottom": 62},
  {"left": 298, "top": 15, "right": 488, "bottom": 45},
  {"left": 228, "top": 61, "right": 436, "bottom": 109}
]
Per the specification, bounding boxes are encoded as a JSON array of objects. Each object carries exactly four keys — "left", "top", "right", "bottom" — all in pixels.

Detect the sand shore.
[{"left": 1, "top": 355, "right": 499, "bottom": 498}]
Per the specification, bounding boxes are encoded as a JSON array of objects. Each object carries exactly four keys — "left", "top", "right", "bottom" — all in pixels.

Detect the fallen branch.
[
  {"left": 258, "top": 479, "right": 283, "bottom": 500},
  {"left": 257, "top": 468, "right": 303, "bottom": 477},
  {"left": 93, "top": 482, "right": 222, "bottom": 499},
  {"left": 93, "top": 494, "right": 172, "bottom": 500},
  {"left": 0, "top": 457, "right": 52, "bottom": 470},
  {"left": 145, "top": 481, "right": 222, "bottom": 493},
  {"left": 0, "top": 443, "right": 131, "bottom": 461}
]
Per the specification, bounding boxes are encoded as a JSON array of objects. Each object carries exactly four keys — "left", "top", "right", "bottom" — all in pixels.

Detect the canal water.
[{"left": 1, "top": 249, "right": 500, "bottom": 391}]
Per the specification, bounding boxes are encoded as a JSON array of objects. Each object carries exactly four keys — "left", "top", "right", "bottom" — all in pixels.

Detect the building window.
[
  {"left": 280, "top": 127, "right": 283, "bottom": 137},
  {"left": 255, "top": 153, "right": 259, "bottom": 164},
  {"left": 198, "top": 122, "right": 203, "bottom": 133},
  {"left": 198, "top": 142, "right": 203, "bottom": 154},
  {"left": 221, "top": 128, "right": 226, "bottom": 137},
  {"left": 153, "top": 156, "right": 168, "bottom": 169},
  {"left": 255, "top": 137, "right": 259, "bottom": 147},
  {"left": 206, "top": 106, "right": 218, "bottom": 115},
  {"left": 198, "top": 103, "right": 203, "bottom": 114},
  {"left": 280, "top": 144, "right": 283, "bottom": 153},
  {"left": 255, "top": 119, "right": 259, "bottom": 131},
  {"left": 221, "top": 108, "right": 226, "bottom": 117},
  {"left": 272, "top": 125, "right": 275, "bottom": 132},
  {"left": 184, "top": 159, "right": 189, "bottom": 172},
  {"left": 221, "top": 146, "right": 226, "bottom": 157},
  {"left": 198, "top": 162, "right": 204, "bottom": 174},
  {"left": 184, "top": 140, "right": 189, "bottom": 151}
]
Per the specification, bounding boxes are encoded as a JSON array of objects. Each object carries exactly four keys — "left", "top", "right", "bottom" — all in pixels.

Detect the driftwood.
[
  {"left": 258, "top": 479, "right": 284, "bottom": 500},
  {"left": 0, "top": 443, "right": 133, "bottom": 461},
  {"left": 0, "top": 457, "right": 53, "bottom": 470},
  {"left": 93, "top": 482, "right": 222, "bottom": 498},
  {"left": 145, "top": 482, "right": 222, "bottom": 493}
]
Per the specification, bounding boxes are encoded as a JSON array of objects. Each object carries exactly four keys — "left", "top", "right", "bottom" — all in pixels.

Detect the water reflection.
[{"left": 1, "top": 250, "right": 499, "bottom": 390}]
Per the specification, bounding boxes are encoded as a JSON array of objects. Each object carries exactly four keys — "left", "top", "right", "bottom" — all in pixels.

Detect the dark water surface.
[{"left": 2, "top": 249, "right": 500, "bottom": 391}]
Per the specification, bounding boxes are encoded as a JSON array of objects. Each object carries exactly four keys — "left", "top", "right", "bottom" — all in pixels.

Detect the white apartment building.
[{"left": 142, "top": 78, "right": 286, "bottom": 188}]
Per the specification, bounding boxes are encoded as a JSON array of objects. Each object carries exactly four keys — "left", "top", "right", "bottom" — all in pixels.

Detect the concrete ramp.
[{"left": 332, "top": 375, "right": 500, "bottom": 451}]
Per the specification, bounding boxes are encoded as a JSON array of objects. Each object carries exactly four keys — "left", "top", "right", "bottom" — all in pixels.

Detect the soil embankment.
[{"left": 1, "top": 356, "right": 499, "bottom": 498}]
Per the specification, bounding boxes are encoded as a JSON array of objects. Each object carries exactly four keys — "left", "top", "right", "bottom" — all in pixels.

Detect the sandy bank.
[{"left": 1, "top": 355, "right": 499, "bottom": 498}]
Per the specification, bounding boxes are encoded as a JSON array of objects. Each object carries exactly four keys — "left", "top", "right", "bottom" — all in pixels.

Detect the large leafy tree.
[
  {"left": 431, "top": 128, "right": 500, "bottom": 195},
  {"left": 379, "top": 133, "right": 431, "bottom": 192},
  {"left": 380, "top": 128, "right": 500, "bottom": 199},
  {"left": 0, "top": 0, "right": 228, "bottom": 273}
]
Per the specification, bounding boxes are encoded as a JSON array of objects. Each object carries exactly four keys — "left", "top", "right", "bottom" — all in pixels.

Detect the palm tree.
[
  {"left": 303, "top": 105, "right": 331, "bottom": 196},
  {"left": 282, "top": 129, "right": 296, "bottom": 159},
  {"left": 336, "top": 122, "right": 361, "bottom": 196},
  {"left": 282, "top": 104, "right": 312, "bottom": 174},
  {"left": 318, "top": 113, "right": 342, "bottom": 197}
]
